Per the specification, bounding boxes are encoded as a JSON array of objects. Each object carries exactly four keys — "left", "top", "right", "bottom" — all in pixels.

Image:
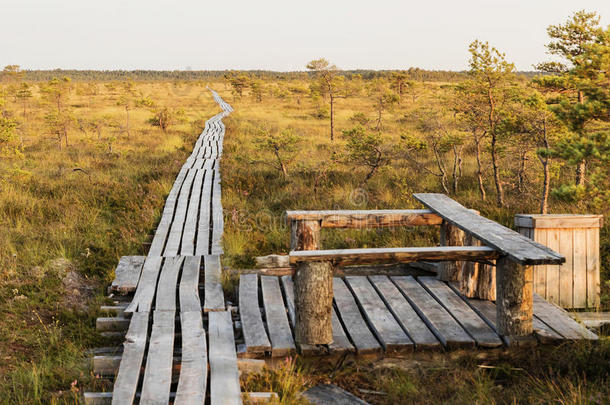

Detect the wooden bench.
[{"left": 287, "top": 194, "right": 565, "bottom": 345}]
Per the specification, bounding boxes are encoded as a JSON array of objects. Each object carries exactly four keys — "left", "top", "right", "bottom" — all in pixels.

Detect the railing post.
[
  {"left": 438, "top": 220, "right": 465, "bottom": 282},
  {"left": 290, "top": 219, "right": 333, "bottom": 345},
  {"left": 496, "top": 256, "right": 533, "bottom": 336},
  {"left": 290, "top": 219, "right": 321, "bottom": 251}
]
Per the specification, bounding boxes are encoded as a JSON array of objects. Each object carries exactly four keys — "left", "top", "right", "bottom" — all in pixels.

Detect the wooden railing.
[{"left": 286, "top": 194, "right": 565, "bottom": 345}]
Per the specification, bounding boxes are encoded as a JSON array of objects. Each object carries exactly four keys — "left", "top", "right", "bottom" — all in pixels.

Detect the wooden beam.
[
  {"left": 289, "top": 246, "right": 500, "bottom": 266},
  {"left": 286, "top": 209, "right": 442, "bottom": 228},
  {"left": 413, "top": 193, "right": 564, "bottom": 265}
]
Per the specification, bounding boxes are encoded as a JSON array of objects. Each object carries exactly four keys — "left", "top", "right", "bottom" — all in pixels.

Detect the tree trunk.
[
  {"left": 490, "top": 133, "right": 504, "bottom": 207},
  {"left": 452, "top": 145, "right": 462, "bottom": 194},
  {"left": 539, "top": 155, "right": 550, "bottom": 214},
  {"left": 575, "top": 159, "right": 586, "bottom": 186},
  {"left": 474, "top": 136, "right": 486, "bottom": 201},
  {"left": 274, "top": 148, "right": 288, "bottom": 178},
  {"left": 329, "top": 94, "right": 335, "bottom": 141},
  {"left": 294, "top": 261, "right": 333, "bottom": 345},
  {"left": 496, "top": 256, "right": 533, "bottom": 336},
  {"left": 518, "top": 150, "right": 527, "bottom": 192}
]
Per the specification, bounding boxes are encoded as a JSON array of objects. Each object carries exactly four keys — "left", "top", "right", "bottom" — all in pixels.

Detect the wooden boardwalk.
[
  {"left": 87, "top": 90, "right": 244, "bottom": 404},
  {"left": 238, "top": 274, "right": 598, "bottom": 357}
]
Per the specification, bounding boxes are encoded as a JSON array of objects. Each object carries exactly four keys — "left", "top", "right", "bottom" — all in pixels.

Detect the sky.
[{"left": 2, "top": 0, "right": 609, "bottom": 72}]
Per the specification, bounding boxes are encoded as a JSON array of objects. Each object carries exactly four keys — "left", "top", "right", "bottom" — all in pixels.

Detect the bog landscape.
[{"left": 0, "top": 7, "right": 609, "bottom": 405}]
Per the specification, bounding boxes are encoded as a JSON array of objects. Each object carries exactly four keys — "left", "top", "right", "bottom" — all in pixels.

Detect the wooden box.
[{"left": 515, "top": 214, "right": 603, "bottom": 309}]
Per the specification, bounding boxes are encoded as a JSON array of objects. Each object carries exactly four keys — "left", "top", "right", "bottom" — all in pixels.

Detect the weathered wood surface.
[
  {"left": 413, "top": 193, "right": 564, "bottom": 265},
  {"left": 289, "top": 246, "right": 499, "bottom": 266},
  {"left": 261, "top": 276, "right": 296, "bottom": 356},
  {"left": 438, "top": 220, "right": 466, "bottom": 282},
  {"left": 570, "top": 312, "right": 610, "bottom": 329},
  {"left": 255, "top": 254, "right": 290, "bottom": 269},
  {"left": 179, "top": 256, "right": 202, "bottom": 311},
  {"left": 303, "top": 384, "right": 370, "bottom": 405},
  {"left": 286, "top": 209, "right": 442, "bottom": 228},
  {"left": 164, "top": 169, "right": 197, "bottom": 256},
  {"left": 155, "top": 256, "right": 183, "bottom": 311},
  {"left": 204, "top": 255, "right": 225, "bottom": 312},
  {"left": 533, "top": 294, "right": 598, "bottom": 340},
  {"left": 111, "top": 312, "right": 149, "bottom": 405},
  {"left": 345, "top": 276, "right": 413, "bottom": 353},
  {"left": 369, "top": 275, "right": 439, "bottom": 349},
  {"left": 392, "top": 276, "right": 474, "bottom": 348},
  {"left": 111, "top": 256, "right": 145, "bottom": 294},
  {"left": 180, "top": 169, "right": 204, "bottom": 256},
  {"left": 333, "top": 278, "right": 382, "bottom": 354},
  {"left": 419, "top": 277, "right": 502, "bottom": 347},
  {"left": 239, "top": 274, "right": 271, "bottom": 354},
  {"left": 125, "top": 256, "right": 163, "bottom": 313},
  {"left": 515, "top": 214, "right": 603, "bottom": 229},
  {"left": 175, "top": 311, "right": 207, "bottom": 405},
  {"left": 195, "top": 169, "right": 213, "bottom": 256},
  {"left": 140, "top": 311, "right": 175, "bottom": 403},
  {"left": 209, "top": 311, "right": 242, "bottom": 405}
]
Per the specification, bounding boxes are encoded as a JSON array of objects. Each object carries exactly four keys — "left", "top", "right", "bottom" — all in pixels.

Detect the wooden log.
[
  {"left": 289, "top": 246, "right": 500, "bottom": 266},
  {"left": 496, "top": 256, "right": 533, "bottom": 336},
  {"left": 255, "top": 255, "right": 290, "bottom": 269},
  {"left": 438, "top": 220, "right": 465, "bottom": 282},
  {"left": 294, "top": 261, "right": 333, "bottom": 345},
  {"left": 286, "top": 209, "right": 442, "bottom": 228},
  {"left": 459, "top": 233, "right": 496, "bottom": 301},
  {"left": 290, "top": 219, "right": 320, "bottom": 251}
]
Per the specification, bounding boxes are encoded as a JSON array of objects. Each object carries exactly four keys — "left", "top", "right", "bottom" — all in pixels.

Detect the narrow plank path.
[{"left": 89, "top": 90, "right": 241, "bottom": 405}]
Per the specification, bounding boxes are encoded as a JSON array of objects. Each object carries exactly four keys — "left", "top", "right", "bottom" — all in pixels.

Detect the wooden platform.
[{"left": 237, "top": 274, "right": 598, "bottom": 357}]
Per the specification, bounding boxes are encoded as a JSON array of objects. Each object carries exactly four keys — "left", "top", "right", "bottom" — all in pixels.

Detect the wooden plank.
[
  {"left": 570, "top": 312, "right": 610, "bottom": 329},
  {"left": 545, "top": 229, "right": 561, "bottom": 304},
  {"left": 180, "top": 170, "right": 204, "bottom": 255},
  {"left": 141, "top": 311, "right": 175, "bottom": 403},
  {"left": 260, "top": 276, "right": 296, "bottom": 357},
  {"left": 156, "top": 256, "right": 184, "bottom": 311},
  {"left": 148, "top": 167, "right": 189, "bottom": 256},
  {"left": 175, "top": 311, "right": 207, "bottom": 405},
  {"left": 289, "top": 246, "right": 499, "bottom": 266},
  {"left": 345, "top": 276, "right": 413, "bottom": 353},
  {"left": 286, "top": 209, "right": 442, "bottom": 228},
  {"left": 195, "top": 170, "right": 213, "bottom": 255},
  {"left": 111, "top": 312, "right": 149, "bottom": 405},
  {"left": 239, "top": 274, "right": 271, "bottom": 354},
  {"left": 559, "top": 228, "right": 574, "bottom": 308},
  {"left": 413, "top": 193, "right": 564, "bottom": 265},
  {"left": 211, "top": 170, "right": 224, "bottom": 255},
  {"left": 180, "top": 256, "right": 202, "bottom": 312},
  {"left": 572, "top": 228, "right": 587, "bottom": 308},
  {"left": 391, "top": 276, "right": 474, "bottom": 349},
  {"left": 111, "top": 256, "right": 145, "bottom": 294},
  {"left": 533, "top": 229, "right": 547, "bottom": 298},
  {"left": 333, "top": 278, "right": 382, "bottom": 355},
  {"left": 586, "top": 227, "right": 600, "bottom": 308},
  {"left": 208, "top": 311, "right": 242, "bottom": 405},
  {"left": 369, "top": 275, "right": 439, "bottom": 349},
  {"left": 461, "top": 295, "right": 562, "bottom": 344},
  {"left": 165, "top": 170, "right": 197, "bottom": 256},
  {"left": 418, "top": 277, "right": 502, "bottom": 347},
  {"left": 533, "top": 294, "right": 598, "bottom": 340},
  {"left": 125, "top": 256, "right": 163, "bottom": 313},
  {"left": 515, "top": 214, "right": 603, "bottom": 229},
  {"left": 204, "top": 255, "right": 225, "bottom": 312}
]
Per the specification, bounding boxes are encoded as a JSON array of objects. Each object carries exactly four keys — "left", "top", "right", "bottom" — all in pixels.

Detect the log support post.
[
  {"left": 438, "top": 220, "right": 465, "bottom": 282},
  {"left": 294, "top": 261, "right": 333, "bottom": 345},
  {"left": 290, "top": 219, "right": 333, "bottom": 345},
  {"left": 496, "top": 256, "right": 533, "bottom": 337}
]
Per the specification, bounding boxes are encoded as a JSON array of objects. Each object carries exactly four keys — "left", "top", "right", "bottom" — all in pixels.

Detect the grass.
[{"left": 0, "top": 76, "right": 607, "bottom": 403}]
